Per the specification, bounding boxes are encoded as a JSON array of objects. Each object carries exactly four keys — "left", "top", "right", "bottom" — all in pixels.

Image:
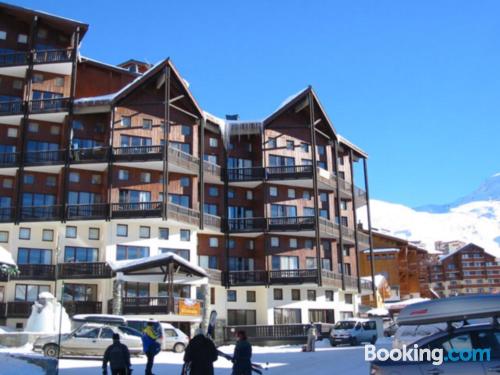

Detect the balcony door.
[
  {"left": 63, "top": 284, "right": 97, "bottom": 302},
  {"left": 269, "top": 155, "right": 295, "bottom": 167},
  {"left": 228, "top": 206, "right": 253, "bottom": 219},
  {"left": 270, "top": 204, "right": 297, "bottom": 218},
  {"left": 119, "top": 190, "right": 151, "bottom": 204},
  {"left": 272, "top": 256, "right": 299, "bottom": 270}
]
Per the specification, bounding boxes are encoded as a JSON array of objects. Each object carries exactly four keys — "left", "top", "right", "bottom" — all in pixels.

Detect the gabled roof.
[
  {"left": 79, "top": 56, "right": 140, "bottom": 76},
  {"left": 439, "top": 243, "right": 491, "bottom": 262},
  {"left": 0, "top": 2, "right": 89, "bottom": 38}
]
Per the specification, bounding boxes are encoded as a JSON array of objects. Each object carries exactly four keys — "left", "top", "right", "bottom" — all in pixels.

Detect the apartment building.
[
  {"left": 359, "top": 230, "right": 432, "bottom": 305},
  {"left": 0, "top": 3, "right": 374, "bottom": 332},
  {"left": 434, "top": 240, "right": 466, "bottom": 255},
  {"left": 428, "top": 243, "right": 500, "bottom": 297}
]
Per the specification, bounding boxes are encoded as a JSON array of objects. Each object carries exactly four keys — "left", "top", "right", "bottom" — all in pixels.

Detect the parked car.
[
  {"left": 33, "top": 323, "right": 143, "bottom": 358},
  {"left": 161, "top": 323, "right": 189, "bottom": 352},
  {"left": 392, "top": 323, "right": 446, "bottom": 348},
  {"left": 383, "top": 321, "right": 399, "bottom": 337},
  {"left": 329, "top": 318, "right": 378, "bottom": 346}
]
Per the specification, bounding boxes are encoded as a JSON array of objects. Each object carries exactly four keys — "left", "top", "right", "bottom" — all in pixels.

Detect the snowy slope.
[{"left": 358, "top": 199, "right": 500, "bottom": 257}]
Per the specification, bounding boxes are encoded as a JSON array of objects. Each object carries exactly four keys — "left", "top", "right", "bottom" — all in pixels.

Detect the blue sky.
[{"left": 16, "top": 0, "right": 500, "bottom": 207}]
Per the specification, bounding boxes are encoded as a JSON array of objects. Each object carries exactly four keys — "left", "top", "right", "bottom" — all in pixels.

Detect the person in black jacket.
[
  {"left": 232, "top": 330, "right": 252, "bottom": 375},
  {"left": 183, "top": 328, "right": 218, "bottom": 375},
  {"left": 102, "top": 333, "right": 132, "bottom": 375}
]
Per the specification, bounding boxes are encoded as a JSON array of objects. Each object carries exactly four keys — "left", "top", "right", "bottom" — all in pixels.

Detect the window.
[
  {"left": 271, "top": 237, "right": 279, "bottom": 247},
  {"left": 55, "top": 77, "right": 64, "bottom": 87},
  {"left": 228, "top": 257, "right": 254, "bottom": 271},
  {"left": 340, "top": 200, "right": 348, "bottom": 210},
  {"left": 116, "top": 245, "right": 149, "bottom": 260},
  {"left": 124, "top": 282, "right": 149, "bottom": 297},
  {"left": 138, "top": 172, "right": 150, "bottom": 184},
  {"left": 17, "top": 248, "right": 52, "bottom": 264},
  {"left": 209, "top": 137, "right": 218, "bottom": 147},
  {"left": 291, "top": 289, "right": 301, "bottom": 301},
  {"left": 345, "top": 293, "right": 353, "bottom": 304},
  {"left": 288, "top": 189, "right": 296, "bottom": 198},
  {"left": 322, "top": 258, "right": 332, "bottom": 270},
  {"left": 273, "top": 288, "right": 283, "bottom": 300},
  {"left": 289, "top": 238, "right": 298, "bottom": 248},
  {"left": 69, "top": 172, "right": 80, "bottom": 183},
  {"left": 139, "top": 226, "right": 150, "bottom": 238},
  {"left": 19, "top": 228, "right": 30, "bottom": 240},
  {"left": 66, "top": 226, "right": 77, "bottom": 238},
  {"left": 228, "top": 189, "right": 235, "bottom": 199},
  {"left": 142, "top": 118, "right": 152, "bottom": 129},
  {"left": 7, "top": 128, "right": 17, "bottom": 138},
  {"left": 159, "top": 248, "right": 190, "bottom": 261},
  {"left": 15, "top": 284, "right": 50, "bottom": 302},
  {"left": 325, "top": 290, "right": 334, "bottom": 301},
  {"left": 180, "top": 229, "right": 190, "bottom": 241},
  {"left": 305, "top": 239, "right": 313, "bottom": 249},
  {"left": 271, "top": 204, "right": 297, "bottom": 217},
  {"left": 320, "top": 192, "right": 328, "bottom": 202},
  {"left": 159, "top": 228, "right": 169, "bottom": 240},
  {"left": 91, "top": 174, "right": 102, "bottom": 185},
  {"left": 303, "top": 191, "right": 311, "bottom": 200},
  {"left": 306, "top": 257, "right": 317, "bottom": 269},
  {"left": 301, "top": 143, "right": 309, "bottom": 152},
  {"left": 17, "top": 34, "right": 28, "bottom": 43},
  {"left": 178, "top": 125, "right": 190, "bottom": 136},
  {"left": 0, "top": 31, "right": 6, "bottom": 40},
  {"left": 117, "top": 224, "right": 128, "bottom": 237},
  {"left": 118, "top": 169, "right": 129, "bottom": 180},
  {"left": 268, "top": 137, "right": 277, "bottom": 148},
  {"left": 89, "top": 228, "right": 100, "bottom": 240},
  {"left": 42, "top": 229, "right": 54, "bottom": 242},
  {"left": 208, "top": 186, "right": 219, "bottom": 197},
  {"left": 199, "top": 255, "right": 217, "bottom": 269},
  {"left": 286, "top": 140, "right": 294, "bottom": 150},
  {"left": 246, "top": 291, "right": 256, "bottom": 303},
  {"left": 269, "top": 155, "right": 295, "bottom": 167},
  {"left": 72, "top": 120, "right": 84, "bottom": 130},
  {"left": 309, "top": 309, "right": 335, "bottom": 323},
  {"left": 246, "top": 190, "right": 253, "bottom": 200},
  {"left": 307, "top": 290, "right": 317, "bottom": 301},
  {"left": 227, "top": 290, "right": 237, "bottom": 302},
  {"left": 121, "top": 116, "right": 131, "bottom": 127},
  {"left": 50, "top": 125, "right": 60, "bottom": 135},
  {"left": 272, "top": 255, "right": 299, "bottom": 270},
  {"left": 342, "top": 246, "right": 350, "bottom": 257},
  {"left": 227, "top": 310, "right": 256, "bottom": 326},
  {"left": 46, "top": 176, "right": 56, "bottom": 187},
  {"left": 64, "top": 247, "right": 98, "bottom": 263},
  {"left": 37, "top": 28, "right": 48, "bottom": 38},
  {"left": 209, "top": 237, "right": 219, "bottom": 247},
  {"left": 13, "top": 79, "right": 23, "bottom": 89},
  {"left": 269, "top": 186, "right": 278, "bottom": 197},
  {"left": 3, "top": 178, "right": 13, "bottom": 189},
  {"left": 317, "top": 145, "right": 325, "bottom": 156},
  {"left": 168, "top": 194, "right": 190, "bottom": 207},
  {"left": 28, "top": 122, "right": 39, "bottom": 132},
  {"left": 338, "top": 157, "right": 345, "bottom": 166},
  {"left": 247, "top": 240, "right": 255, "bottom": 250},
  {"left": 0, "top": 231, "right": 8, "bottom": 243},
  {"left": 274, "top": 308, "right": 301, "bottom": 324},
  {"left": 32, "top": 73, "right": 44, "bottom": 83},
  {"left": 180, "top": 177, "right": 190, "bottom": 187}
]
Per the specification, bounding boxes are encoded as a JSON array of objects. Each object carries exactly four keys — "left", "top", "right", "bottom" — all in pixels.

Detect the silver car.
[
  {"left": 330, "top": 319, "right": 378, "bottom": 346},
  {"left": 370, "top": 323, "right": 500, "bottom": 374},
  {"left": 33, "top": 323, "right": 143, "bottom": 358}
]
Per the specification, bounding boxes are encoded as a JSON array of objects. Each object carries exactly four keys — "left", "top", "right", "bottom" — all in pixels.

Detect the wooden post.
[
  {"left": 333, "top": 139, "right": 346, "bottom": 290},
  {"left": 199, "top": 118, "right": 205, "bottom": 229},
  {"left": 162, "top": 66, "right": 171, "bottom": 220},
  {"left": 349, "top": 149, "right": 361, "bottom": 293},
  {"left": 363, "top": 157, "right": 377, "bottom": 300},
  {"left": 107, "top": 107, "right": 115, "bottom": 220}
]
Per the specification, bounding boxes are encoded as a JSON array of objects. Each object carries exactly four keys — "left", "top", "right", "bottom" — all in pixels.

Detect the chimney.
[{"left": 225, "top": 114, "right": 239, "bottom": 121}]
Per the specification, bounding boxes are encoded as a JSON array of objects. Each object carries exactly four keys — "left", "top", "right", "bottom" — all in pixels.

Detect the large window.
[
  {"left": 72, "top": 138, "right": 103, "bottom": 149},
  {"left": 227, "top": 309, "right": 256, "bottom": 326},
  {"left": 228, "top": 206, "right": 253, "bottom": 219},
  {"left": 227, "top": 157, "right": 252, "bottom": 169},
  {"left": 22, "top": 193, "right": 55, "bottom": 206},
  {"left": 159, "top": 248, "right": 190, "bottom": 261},
  {"left": 116, "top": 245, "right": 149, "bottom": 260},
  {"left": 64, "top": 247, "right": 98, "bottom": 263},
  {"left": 199, "top": 255, "right": 217, "bottom": 269},
  {"left": 309, "top": 309, "right": 335, "bottom": 323},
  {"left": 269, "top": 155, "right": 295, "bottom": 167},
  {"left": 270, "top": 204, "right": 297, "bottom": 218},
  {"left": 120, "top": 135, "right": 152, "bottom": 147},
  {"left": 228, "top": 257, "right": 254, "bottom": 271},
  {"left": 169, "top": 194, "right": 190, "bottom": 207},
  {"left": 158, "top": 284, "right": 190, "bottom": 298},
  {"left": 272, "top": 256, "right": 299, "bottom": 270},
  {"left": 17, "top": 248, "right": 51, "bottom": 264},
  {"left": 119, "top": 190, "right": 151, "bottom": 203},
  {"left": 169, "top": 141, "right": 191, "bottom": 154},
  {"left": 25, "top": 141, "right": 59, "bottom": 161},
  {"left": 63, "top": 283, "right": 97, "bottom": 302},
  {"left": 15, "top": 284, "right": 50, "bottom": 301},
  {"left": 204, "top": 203, "right": 218, "bottom": 216},
  {"left": 124, "top": 282, "right": 149, "bottom": 297},
  {"left": 68, "top": 191, "right": 101, "bottom": 205},
  {"left": 274, "top": 308, "right": 302, "bottom": 324}
]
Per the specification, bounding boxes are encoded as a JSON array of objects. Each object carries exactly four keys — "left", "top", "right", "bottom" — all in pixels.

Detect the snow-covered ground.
[{"left": 1, "top": 339, "right": 393, "bottom": 375}]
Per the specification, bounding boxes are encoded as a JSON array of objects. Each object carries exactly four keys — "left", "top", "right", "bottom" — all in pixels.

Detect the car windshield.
[
  {"left": 334, "top": 321, "right": 356, "bottom": 330},
  {"left": 119, "top": 326, "right": 141, "bottom": 337}
]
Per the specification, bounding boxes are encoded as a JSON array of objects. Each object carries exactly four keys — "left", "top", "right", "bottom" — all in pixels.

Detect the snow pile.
[
  {"left": 0, "top": 354, "right": 46, "bottom": 375},
  {"left": 25, "top": 292, "right": 72, "bottom": 334},
  {"left": 358, "top": 199, "right": 500, "bottom": 257}
]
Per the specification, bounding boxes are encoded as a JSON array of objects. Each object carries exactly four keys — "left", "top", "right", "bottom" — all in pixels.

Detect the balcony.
[
  {"left": 203, "top": 160, "right": 222, "bottom": 184},
  {"left": 113, "top": 145, "right": 163, "bottom": 162},
  {"left": 13, "top": 264, "right": 56, "bottom": 281},
  {"left": 0, "top": 51, "right": 28, "bottom": 67},
  {"left": 58, "top": 262, "right": 112, "bottom": 279},
  {"left": 63, "top": 301, "right": 102, "bottom": 316},
  {"left": 269, "top": 269, "right": 318, "bottom": 284},
  {"left": 0, "top": 151, "right": 19, "bottom": 167},
  {"left": 32, "top": 49, "right": 73, "bottom": 65},
  {"left": 29, "top": 97, "right": 71, "bottom": 114},
  {"left": 24, "top": 149, "right": 65, "bottom": 166},
  {"left": 223, "top": 270, "right": 269, "bottom": 286},
  {"left": 66, "top": 204, "right": 108, "bottom": 220},
  {"left": 268, "top": 216, "right": 315, "bottom": 232},
  {"left": 203, "top": 213, "right": 222, "bottom": 232},
  {"left": 266, "top": 165, "right": 313, "bottom": 180},
  {"left": 226, "top": 217, "right": 267, "bottom": 233},
  {"left": 118, "top": 296, "right": 203, "bottom": 316},
  {"left": 167, "top": 202, "right": 200, "bottom": 226},
  {"left": 20, "top": 205, "right": 62, "bottom": 221},
  {"left": 0, "top": 207, "right": 15, "bottom": 222},
  {"left": 168, "top": 146, "right": 199, "bottom": 175},
  {"left": 227, "top": 167, "right": 265, "bottom": 183},
  {"left": 0, "top": 100, "right": 23, "bottom": 116},
  {"left": 7, "top": 301, "right": 31, "bottom": 318},
  {"left": 70, "top": 147, "right": 109, "bottom": 164},
  {"left": 111, "top": 201, "right": 162, "bottom": 219}
]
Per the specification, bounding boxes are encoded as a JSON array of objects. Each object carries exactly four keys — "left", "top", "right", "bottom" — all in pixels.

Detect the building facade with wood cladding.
[{"left": 0, "top": 2, "right": 375, "bottom": 332}]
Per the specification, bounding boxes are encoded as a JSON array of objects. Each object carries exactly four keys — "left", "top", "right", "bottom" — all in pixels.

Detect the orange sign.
[{"left": 178, "top": 299, "right": 201, "bottom": 316}]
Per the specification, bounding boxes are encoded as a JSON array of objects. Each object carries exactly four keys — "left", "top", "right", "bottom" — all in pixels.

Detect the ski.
[{"left": 217, "top": 350, "right": 265, "bottom": 374}]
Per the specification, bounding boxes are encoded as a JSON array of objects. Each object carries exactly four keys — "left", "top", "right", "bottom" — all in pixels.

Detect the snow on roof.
[
  {"left": 361, "top": 274, "right": 387, "bottom": 288},
  {"left": 0, "top": 248, "right": 15, "bottom": 267},
  {"left": 338, "top": 135, "right": 368, "bottom": 158},
  {"left": 80, "top": 56, "right": 139, "bottom": 75},
  {"left": 362, "top": 247, "right": 400, "bottom": 254},
  {"left": 271, "top": 87, "right": 309, "bottom": 115},
  {"left": 385, "top": 297, "right": 430, "bottom": 310},
  {"left": 366, "top": 307, "right": 389, "bottom": 316},
  {"left": 108, "top": 251, "right": 207, "bottom": 277},
  {"left": 438, "top": 243, "right": 494, "bottom": 262}
]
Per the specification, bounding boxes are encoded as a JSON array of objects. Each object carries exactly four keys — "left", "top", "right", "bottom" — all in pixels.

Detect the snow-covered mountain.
[{"left": 358, "top": 173, "right": 500, "bottom": 257}]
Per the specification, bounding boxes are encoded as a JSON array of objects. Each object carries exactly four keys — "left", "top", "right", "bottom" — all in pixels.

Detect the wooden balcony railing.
[
  {"left": 0, "top": 100, "right": 23, "bottom": 116},
  {"left": 70, "top": 147, "right": 109, "bottom": 163},
  {"left": 203, "top": 213, "right": 221, "bottom": 230},
  {"left": 29, "top": 97, "right": 71, "bottom": 114},
  {"left": 20, "top": 205, "right": 62, "bottom": 221},
  {"left": 266, "top": 165, "right": 313, "bottom": 180},
  {"left": 269, "top": 269, "right": 318, "bottom": 284},
  {"left": 58, "top": 262, "right": 112, "bottom": 279},
  {"left": 224, "top": 270, "right": 269, "bottom": 286},
  {"left": 227, "top": 167, "right": 265, "bottom": 182},
  {"left": 32, "top": 48, "right": 73, "bottom": 64},
  {"left": 66, "top": 204, "right": 108, "bottom": 220},
  {"left": 203, "top": 160, "right": 222, "bottom": 180},
  {"left": 14, "top": 264, "right": 55, "bottom": 280},
  {"left": 168, "top": 146, "right": 199, "bottom": 173},
  {"left": 226, "top": 217, "right": 267, "bottom": 232},
  {"left": 0, "top": 152, "right": 19, "bottom": 167},
  {"left": 167, "top": 203, "right": 200, "bottom": 226},
  {"left": 63, "top": 301, "right": 102, "bottom": 316},
  {"left": 24, "top": 149, "right": 65, "bottom": 165},
  {"left": 7, "top": 301, "right": 31, "bottom": 318},
  {"left": 119, "top": 296, "right": 203, "bottom": 316},
  {"left": 0, "top": 51, "right": 28, "bottom": 66},
  {"left": 268, "top": 216, "right": 315, "bottom": 232},
  {"left": 224, "top": 324, "right": 313, "bottom": 342},
  {"left": 113, "top": 145, "right": 163, "bottom": 161},
  {"left": 111, "top": 201, "right": 162, "bottom": 219}
]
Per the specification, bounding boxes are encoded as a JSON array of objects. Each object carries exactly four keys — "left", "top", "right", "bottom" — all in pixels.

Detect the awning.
[{"left": 108, "top": 252, "right": 208, "bottom": 284}]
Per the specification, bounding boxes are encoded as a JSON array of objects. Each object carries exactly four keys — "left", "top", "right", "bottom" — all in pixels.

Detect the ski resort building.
[{"left": 0, "top": 3, "right": 375, "bottom": 334}]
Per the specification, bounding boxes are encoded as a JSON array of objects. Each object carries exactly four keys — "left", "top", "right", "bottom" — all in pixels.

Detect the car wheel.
[
  {"left": 173, "top": 343, "right": 185, "bottom": 353},
  {"left": 43, "top": 344, "right": 59, "bottom": 358},
  {"left": 370, "top": 336, "right": 377, "bottom": 344}
]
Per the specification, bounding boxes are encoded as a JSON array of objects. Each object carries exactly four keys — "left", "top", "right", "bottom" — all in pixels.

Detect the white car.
[
  {"left": 161, "top": 323, "right": 189, "bottom": 352},
  {"left": 330, "top": 318, "right": 378, "bottom": 346}
]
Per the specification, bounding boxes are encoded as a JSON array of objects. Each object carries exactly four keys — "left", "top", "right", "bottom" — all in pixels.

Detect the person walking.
[
  {"left": 142, "top": 321, "right": 161, "bottom": 375},
  {"left": 232, "top": 330, "right": 252, "bottom": 375},
  {"left": 102, "top": 333, "right": 132, "bottom": 375},
  {"left": 183, "top": 328, "right": 218, "bottom": 375}
]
